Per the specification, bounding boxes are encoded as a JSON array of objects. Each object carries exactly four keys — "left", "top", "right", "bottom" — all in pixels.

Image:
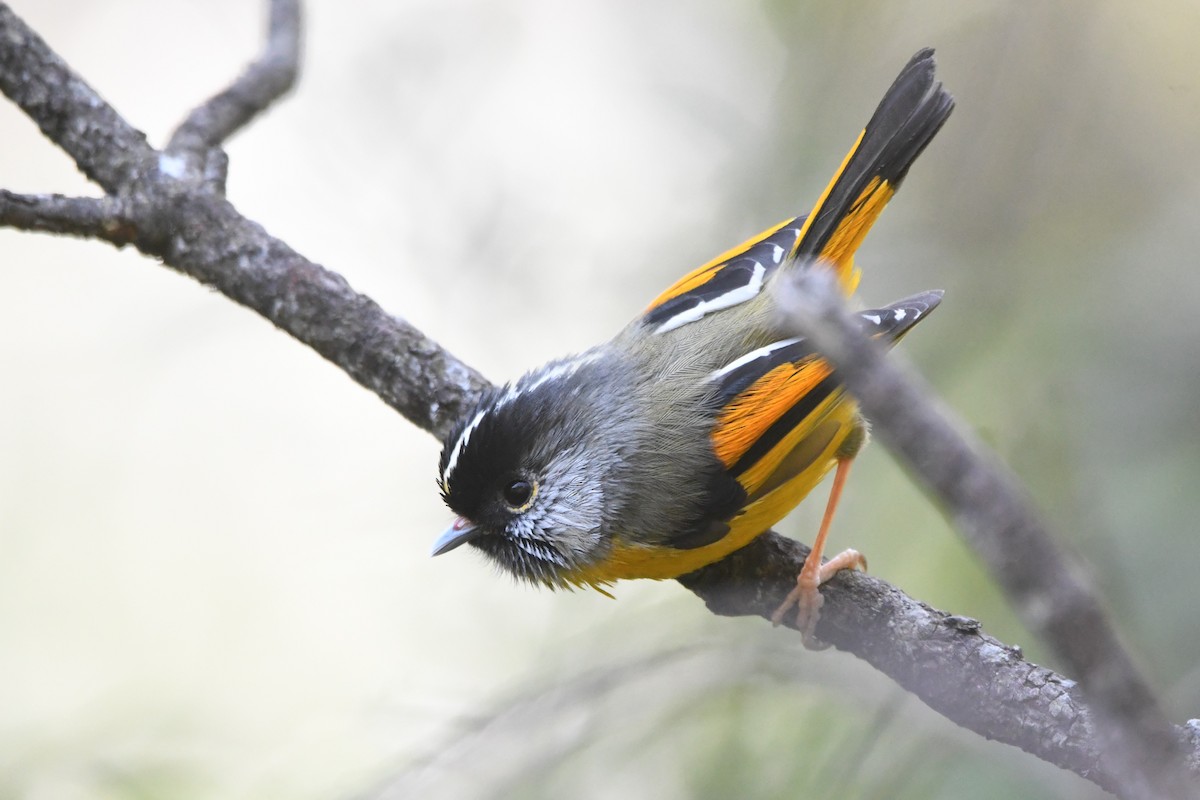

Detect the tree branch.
[
  {"left": 0, "top": 0, "right": 486, "bottom": 439},
  {"left": 130, "top": 189, "right": 490, "bottom": 439},
  {"left": 163, "top": 0, "right": 301, "bottom": 189},
  {"left": 0, "top": 190, "right": 134, "bottom": 244},
  {"left": 0, "top": 4, "right": 156, "bottom": 193},
  {"left": 680, "top": 533, "right": 1200, "bottom": 798},
  {"left": 0, "top": 3, "right": 1195, "bottom": 795},
  {"left": 167, "top": 0, "right": 300, "bottom": 155},
  {"left": 769, "top": 267, "right": 1194, "bottom": 798}
]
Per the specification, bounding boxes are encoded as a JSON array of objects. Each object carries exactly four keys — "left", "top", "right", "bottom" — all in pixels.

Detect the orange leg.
[{"left": 770, "top": 457, "right": 867, "bottom": 647}]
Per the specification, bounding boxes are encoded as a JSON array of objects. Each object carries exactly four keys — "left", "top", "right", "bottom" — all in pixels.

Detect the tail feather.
[
  {"left": 790, "top": 49, "right": 955, "bottom": 292},
  {"left": 858, "top": 290, "right": 944, "bottom": 343}
]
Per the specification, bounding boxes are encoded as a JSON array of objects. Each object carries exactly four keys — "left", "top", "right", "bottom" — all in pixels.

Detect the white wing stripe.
[
  {"left": 709, "top": 337, "right": 803, "bottom": 381},
  {"left": 654, "top": 260, "right": 766, "bottom": 335}
]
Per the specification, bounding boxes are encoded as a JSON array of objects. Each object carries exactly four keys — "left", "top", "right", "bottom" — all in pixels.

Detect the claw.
[{"left": 771, "top": 548, "right": 866, "bottom": 648}]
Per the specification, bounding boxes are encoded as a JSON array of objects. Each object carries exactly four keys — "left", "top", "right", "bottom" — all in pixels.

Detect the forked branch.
[{"left": 0, "top": 3, "right": 1195, "bottom": 796}]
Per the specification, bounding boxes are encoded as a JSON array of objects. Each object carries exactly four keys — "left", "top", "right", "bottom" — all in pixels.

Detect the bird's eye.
[{"left": 502, "top": 479, "right": 536, "bottom": 511}]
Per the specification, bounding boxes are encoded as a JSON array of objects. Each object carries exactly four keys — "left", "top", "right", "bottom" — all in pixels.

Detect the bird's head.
[{"left": 432, "top": 355, "right": 618, "bottom": 586}]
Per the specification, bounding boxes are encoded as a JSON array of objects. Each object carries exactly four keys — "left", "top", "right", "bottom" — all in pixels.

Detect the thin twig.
[
  {"left": 0, "top": 191, "right": 134, "bottom": 245},
  {"left": 166, "top": 0, "right": 301, "bottom": 157},
  {"left": 770, "top": 266, "right": 1193, "bottom": 798}
]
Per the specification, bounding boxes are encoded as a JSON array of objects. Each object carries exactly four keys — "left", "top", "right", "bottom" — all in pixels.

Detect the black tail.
[{"left": 790, "top": 49, "right": 955, "bottom": 284}]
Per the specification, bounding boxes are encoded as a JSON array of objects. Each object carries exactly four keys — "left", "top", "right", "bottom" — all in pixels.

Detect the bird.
[{"left": 432, "top": 49, "right": 954, "bottom": 644}]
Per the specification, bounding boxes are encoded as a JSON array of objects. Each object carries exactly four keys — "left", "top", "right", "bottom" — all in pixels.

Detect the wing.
[
  {"left": 688, "top": 292, "right": 944, "bottom": 540},
  {"left": 708, "top": 338, "right": 841, "bottom": 500},
  {"left": 642, "top": 216, "right": 806, "bottom": 335},
  {"left": 640, "top": 49, "right": 953, "bottom": 337}
]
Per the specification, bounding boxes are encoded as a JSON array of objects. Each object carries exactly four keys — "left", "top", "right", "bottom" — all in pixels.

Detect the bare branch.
[
  {"left": 0, "top": 1, "right": 482, "bottom": 438},
  {"left": 0, "top": 3, "right": 157, "bottom": 193},
  {"left": 166, "top": 0, "right": 301, "bottom": 158},
  {"left": 1, "top": 3, "right": 1197, "bottom": 795},
  {"left": 0, "top": 190, "right": 135, "bottom": 244},
  {"left": 771, "top": 267, "right": 1194, "bottom": 798},
  {"left": 679, "top": 532, "right": 1200, "bottom": 798},
  {"left": 130, "top": 190, "right": 490, "bottom": 439}
]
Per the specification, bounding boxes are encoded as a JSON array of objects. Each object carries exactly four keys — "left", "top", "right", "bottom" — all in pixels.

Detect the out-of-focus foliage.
[{"left": 2, "top": 1, "right": 1198, "bottom": 798}]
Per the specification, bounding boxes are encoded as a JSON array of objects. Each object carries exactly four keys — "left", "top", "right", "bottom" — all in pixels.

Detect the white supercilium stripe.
[
  {"left": 442, "top": 407, "right": 487, "bottom": 485},
  {"left": 495, "top": 351, "right": 603, "bottom": 410},
  {"left": 444, "top": 351, "right": 603, "bottom": 488}
]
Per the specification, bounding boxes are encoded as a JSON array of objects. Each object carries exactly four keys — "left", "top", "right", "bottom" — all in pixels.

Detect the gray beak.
[{"left": 431, "top": 517, "right": 480, "bottom": 556}]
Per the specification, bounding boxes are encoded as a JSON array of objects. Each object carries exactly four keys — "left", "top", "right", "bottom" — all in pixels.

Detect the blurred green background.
[{"left": 2, "top": 0, "right": 1198, "bottom": 798}]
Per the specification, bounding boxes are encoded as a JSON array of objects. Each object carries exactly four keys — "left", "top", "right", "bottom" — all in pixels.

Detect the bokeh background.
[{"left": 2, "top": 1, "right": 1199, "bottom": 798}]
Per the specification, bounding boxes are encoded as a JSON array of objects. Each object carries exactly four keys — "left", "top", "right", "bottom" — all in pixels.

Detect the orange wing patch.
[
  {"left": 706, "top": 335, "right": 851, "bottom": 501},
  {"left": 712, "top": 358, "right": 833, "bottom": 469},
  {"left": 708, "top": 294, "right": 943, "bottom": 501}
]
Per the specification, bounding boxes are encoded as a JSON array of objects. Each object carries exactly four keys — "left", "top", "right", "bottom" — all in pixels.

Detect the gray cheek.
[{"left": 534, "top": 484, "right": 605, "bottom": 554}]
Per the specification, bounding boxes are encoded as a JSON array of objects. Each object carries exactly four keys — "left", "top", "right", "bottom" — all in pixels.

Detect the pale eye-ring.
[{"left": 502, "top": 479, "right": 537, "bottom": 512}]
